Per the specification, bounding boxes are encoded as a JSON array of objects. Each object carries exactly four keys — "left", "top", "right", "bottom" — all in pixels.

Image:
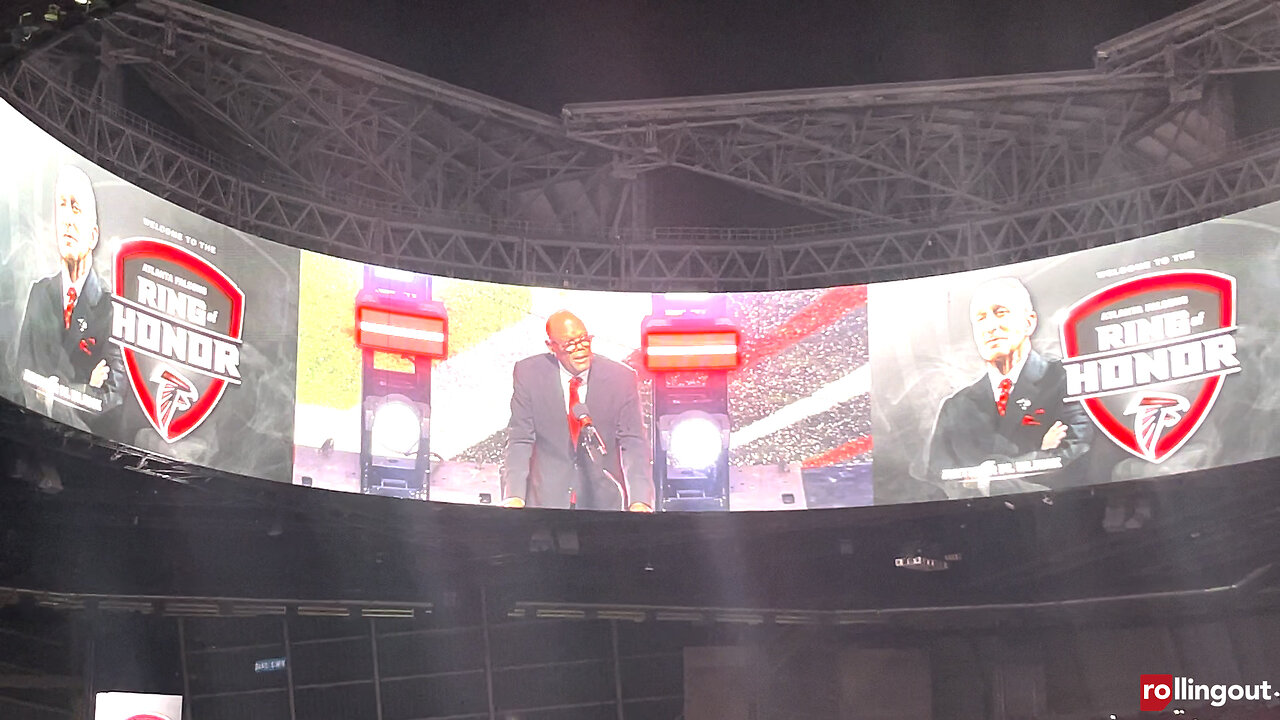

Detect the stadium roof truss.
[
  {"left": 3, "top": 0, "right": 1280, "bottom": 289},
  {"left": 565, "top": 73, "right": 1194, "bottom": 222}
]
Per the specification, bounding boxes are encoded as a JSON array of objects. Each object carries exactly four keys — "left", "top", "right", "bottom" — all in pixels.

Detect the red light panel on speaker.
[
  {"left": 642, "top": 320, "right": 741, "bottom": 372},
  {"left": 355, "top": 299, "right": 448, "bottom": 359}
]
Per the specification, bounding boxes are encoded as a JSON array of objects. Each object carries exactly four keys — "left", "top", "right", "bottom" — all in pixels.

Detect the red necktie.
[
  {"left": 63, "top": 287, "right": 77, "bottom": 329},
  {"left": 567, "top": 375, "right": 584, "bottom": 446},
  {"left": 996, "top": 377, "right": 1013, "bottom": 416}
]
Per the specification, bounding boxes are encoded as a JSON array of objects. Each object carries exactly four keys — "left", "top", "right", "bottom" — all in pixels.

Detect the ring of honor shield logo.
[
  {"left": 112, "top": 238, "right": 244, "bottom": 443},
  {"left": 1061, "top": 270, "right": 1238, "bottom": 463}
]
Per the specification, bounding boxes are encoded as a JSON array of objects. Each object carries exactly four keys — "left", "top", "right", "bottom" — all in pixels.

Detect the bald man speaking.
[
  {"left": 501, "top": 310, "right": 654, "bottom": 511},
  {"left": 926, "top": 277, "right": 1093, "bottom": 492},
  {"left": 15, "top": 165, "right": 124, "bottom": 432}
]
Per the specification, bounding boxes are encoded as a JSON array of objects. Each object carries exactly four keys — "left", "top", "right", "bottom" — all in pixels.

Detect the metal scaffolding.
[
  {"left": 564, "top": 72, "right": 1206, "bottom": 221},
  {"left": 3, "top": 0, "right": 1280, "bottom": 291},
  {"left": 90, "top": 0, "right": 621, "bottom": 225},
  {"left": 1095, "top": 0, "right": 1280, "bottom": 79}
]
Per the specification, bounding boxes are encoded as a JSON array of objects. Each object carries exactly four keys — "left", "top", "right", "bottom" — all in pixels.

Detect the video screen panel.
[
  {"left": 3, "top": 95, "right": 1280, "bottom": 512},
  {"left": 0, "top": 101, "right": 301, "bottom": 482},
  {"left": 870, "top": 206, "right": 1280, "bottom": 504},
  {"left": 292, "top": 251, "right": 872, "bottom": 510}
]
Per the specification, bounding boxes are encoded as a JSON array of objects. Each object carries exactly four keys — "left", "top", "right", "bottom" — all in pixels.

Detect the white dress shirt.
[
  {"left": 61, "top": 267, "right": 89, "bottom": 307},
  {"left": 985, "top": 350, "right": 1030, "bottom": 403},
  {"left": 559, "top": 363, "right": 589, "bottom": 413}
]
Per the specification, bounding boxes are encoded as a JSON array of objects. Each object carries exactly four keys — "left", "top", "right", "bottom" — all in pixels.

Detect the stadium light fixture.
[
  {"left": 5, "top": 0, "right": 112, "bottom": 58},
  {"left": 72, "top": 0, "right": 113, "bottom": 17},
  {"left": 15, "top": 13, "right": 44, "bottom": 43}
]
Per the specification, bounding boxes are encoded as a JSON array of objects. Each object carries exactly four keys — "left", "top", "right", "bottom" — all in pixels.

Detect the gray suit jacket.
[{"left": 502, "top": 353, "right": 653, "bottom": 510}]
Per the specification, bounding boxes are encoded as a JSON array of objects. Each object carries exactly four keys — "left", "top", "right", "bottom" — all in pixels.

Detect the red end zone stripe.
[
  {"left": 801, "top": 434, "right": 873, "bottom": 469},
  {"left": 741, "top": 285, "right": 866, "bottom": 368}
]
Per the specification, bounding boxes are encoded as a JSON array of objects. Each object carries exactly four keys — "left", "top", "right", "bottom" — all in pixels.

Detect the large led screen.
[
  {"left": 292, "top": 251, "right": 871, "bottom": 510},
  {"left": 870, "top": 207, "right": 1280, "bottom": 504},
  {"left": 3, "top": 96, "right": 1280, "bottom": 512},
  {"left": 0, "top": 101, "right": 301, "bottom": 482}
]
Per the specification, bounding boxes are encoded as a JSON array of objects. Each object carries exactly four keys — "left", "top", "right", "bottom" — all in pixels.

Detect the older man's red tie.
[
  {"left": 64, "top": 287, "right": 77, "bottom": 329},
  {"left": 996, "top": 378, "right": 1013, "bottom": 416},
  {"left": 567, "top": 375, "right": 584, "bottom": 446}
]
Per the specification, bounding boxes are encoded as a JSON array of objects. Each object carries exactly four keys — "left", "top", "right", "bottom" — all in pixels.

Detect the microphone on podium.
[
  {"left": 572, "top": 403, "right": 627, "bottom": 511},
  {"left": 572, "top": 402, "right": 607, "bottom": 458}
]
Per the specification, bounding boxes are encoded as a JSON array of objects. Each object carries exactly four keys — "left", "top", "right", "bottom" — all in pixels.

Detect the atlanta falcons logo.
[
  {"left": 150, "top": 366, "right": 199, "bottom": 435},
  {"left": 1124, "top": 392, "right": 1191, "bottom": 462}
]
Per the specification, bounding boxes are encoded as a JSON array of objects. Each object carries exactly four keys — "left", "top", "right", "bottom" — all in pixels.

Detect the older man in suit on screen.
[
  {"left": 501, "top": 310, "right": 654, "bottom": 511},
  {"left": 15, "top": 165, "right": 124, "bottom": 432},
  {"left": 926, "top": 277, "right": 1093, "bottom": 494}
]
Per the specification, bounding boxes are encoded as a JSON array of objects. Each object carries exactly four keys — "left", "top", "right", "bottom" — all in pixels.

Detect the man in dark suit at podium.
[
  {"left": 15, "top": 165, "right": 124, "bottom": 433},
  {"left": 501, "top": 310, "right": 654, "bottom": 511},
  {"left": 926, "top": 277, "right": 1093, "bottom": 493}
]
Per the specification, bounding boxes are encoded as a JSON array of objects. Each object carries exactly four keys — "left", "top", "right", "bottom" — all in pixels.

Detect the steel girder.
[
  {"left": 3, "top": 0, "right": 1280, "bottom": 291},
  {"left": 559, "top": 0, "right": 1280, "bottom": 223},
  {"left": 75, "top": 0, "right": 625, "bottom": 229},
  {"left": 23, "top": 0, "right": 1243, "bottom": 232},
  {"left": 562, "top": 71, "right": 1216, "bottom": 224},
  {"left": 9, "top": 50, "right": 1280, "bottom": 293},
  {"left": 1097, "top": 0, "right": 1280, "bottom": 80}
]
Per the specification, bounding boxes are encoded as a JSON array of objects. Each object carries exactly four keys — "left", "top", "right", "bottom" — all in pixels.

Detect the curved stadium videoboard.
[
  {"left": 2, "top": 98, "right": 1279, "bottom": 511},
  {"left": 0, "top": 101, "right": 301, "bottom": 484}
]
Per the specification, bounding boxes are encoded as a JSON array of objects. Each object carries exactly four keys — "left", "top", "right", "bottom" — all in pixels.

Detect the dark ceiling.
[{"left": 196, "top": 0, "right": 1204, "bottom": 115}]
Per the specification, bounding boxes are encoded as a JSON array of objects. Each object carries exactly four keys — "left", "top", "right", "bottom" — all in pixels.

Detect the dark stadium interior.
[
  {"left": 6, "top": 395, "right": 1280, "bottom": 719},
  {"left": 7, "top": 0, "right": 1280, "bottom": 719},
  {"left": 5, "top": 401, "right": 1280, "bottom": 612}
]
